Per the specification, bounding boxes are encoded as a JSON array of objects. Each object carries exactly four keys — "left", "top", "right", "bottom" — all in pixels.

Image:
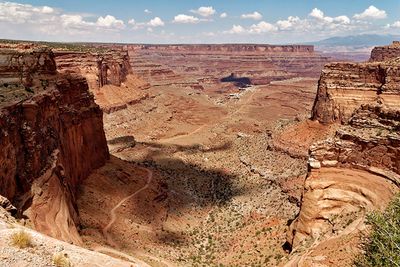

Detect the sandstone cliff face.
[
  {"left": 0, "top": 47, "right": 109, "bottom": 244},
  {"left": 370, "top": 41, "right": 400, "bottom": 62},
  {"left": 288, "top": 105, "right": 400, "bottom": 249},
  {"left": 287, "top": 44, "right": 400, "bottom": 265},
  {"left": 311, "top": 58, "right": 400, "bottom": 124},
  {"left": 54, "top": 49, "right": 132, "bottom": 90}
]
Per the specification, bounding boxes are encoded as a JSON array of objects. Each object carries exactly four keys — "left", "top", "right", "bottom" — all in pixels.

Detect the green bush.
[{"left": 356, "top": 194, "right": 400, "bottom": 267}]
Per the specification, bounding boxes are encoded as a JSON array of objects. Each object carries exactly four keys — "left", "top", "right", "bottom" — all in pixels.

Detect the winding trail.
[
  {"left": 102, "top": 166, "right": 153, "bottom": 246},
  {"left": 93, "top": 166, "right": 176, "bottom": 266}
]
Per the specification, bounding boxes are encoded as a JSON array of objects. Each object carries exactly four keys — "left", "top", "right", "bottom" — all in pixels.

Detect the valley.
[{"left": 0, "top": 40, "right": 399, "bottom": 267}]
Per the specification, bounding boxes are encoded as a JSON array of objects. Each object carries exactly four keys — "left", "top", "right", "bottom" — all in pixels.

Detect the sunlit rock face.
[
  {"left": 0, "top": 46, "right": 109, "bottom": 244},
  {"left": 311, "top": 59, "right": 400, "bottom": 124},
  {"left": 288, "top": 43, "right": 400, "bottom": 260}
]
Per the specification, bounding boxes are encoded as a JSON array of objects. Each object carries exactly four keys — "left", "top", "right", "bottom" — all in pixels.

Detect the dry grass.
[
  {"left": 10, "top": 230, "right": 32, "bottom": 248},
  {"left": 52, "top": 252, "right": 72, "bottom": 267}
]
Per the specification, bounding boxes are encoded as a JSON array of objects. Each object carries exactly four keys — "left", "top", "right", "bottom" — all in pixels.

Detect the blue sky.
[{"left": 0, "top": 0, "right": 399, "bottom": 43}]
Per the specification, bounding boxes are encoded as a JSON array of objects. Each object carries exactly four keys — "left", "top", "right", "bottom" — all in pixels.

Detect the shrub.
[
  {"left": 52, "top": 252, "right": 72, "bottom": 267},
  {"left": 10, "top": 230, "right": 32, "bottom": 248},
  {"left": 356, "top": 194, "right": 400, "bottom": 267}
]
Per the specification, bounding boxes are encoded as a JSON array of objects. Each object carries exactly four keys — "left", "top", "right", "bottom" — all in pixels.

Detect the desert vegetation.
[
  {"left": 357, "top": 194, "right": 400, "bottom": 267},
  {"left": 10, "top": 230, "right": 33, "bottom": 249}
]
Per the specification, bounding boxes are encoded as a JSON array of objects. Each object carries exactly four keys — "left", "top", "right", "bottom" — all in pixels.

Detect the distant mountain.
[
  {"left": 304, "top": 34, "right": 399, "bottom": 55},
  {"left": 312, "top": 34, "right": 400, "bottom": 47}
]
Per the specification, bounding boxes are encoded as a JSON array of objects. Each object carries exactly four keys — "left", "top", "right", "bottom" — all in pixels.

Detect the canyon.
[{"left": 0, "top": 40, "right": 398, "bottom": 267}]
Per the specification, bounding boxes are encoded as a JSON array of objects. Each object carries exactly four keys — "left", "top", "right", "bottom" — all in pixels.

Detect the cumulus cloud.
[
  {"left": 226, "top": 21, "right": 276, "bottom": 35},
  {"left": 386, "top": 21, "right": 400, "bottom": 28},
  {"left": 0, "top": 1, "right": 128, "bottom": 41},
  {"left": 148, "top": 17, "right": 164, "bottom": 27},
  {"left": 276, "top": 16, "right": 303, "bottom": 30},
  {"left": 96, "top": 15, "right": 125, "bottom": 29},
  {"left": 226, "top": 25, "right": 246, "bottom": 34},
  {"left": 144, "top": 9, "right": 151, "bottom": 14},
  {"left": 354, "top": 5, "right": 387, "bottom": 20},
  {"left": 241, "top": 11, "right": 262, "bottom": 20},
  {"left": 220, "top": 12, "right": 228, "bottom": 19},
  {"left": 173, "top": 14, "right": 200, "bottom": 24},
  {"left": 0, "top": 2, "right": 57, "bottom": 24},
  {"left": 249, "top": 21, "right": 277, "bottom": 33},
  {"left": 190, "top": 6, "right": 216, "bottom": 17}
]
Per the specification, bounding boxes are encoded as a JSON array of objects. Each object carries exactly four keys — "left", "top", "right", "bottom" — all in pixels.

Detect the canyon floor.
[{"left": 77, "top": 77, "right": 335, "bottom": 266}]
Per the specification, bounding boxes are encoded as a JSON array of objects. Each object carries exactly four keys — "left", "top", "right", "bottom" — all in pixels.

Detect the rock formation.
[
  {"left": 288, "top": 105, "right": 400, "bottom": 249},
  {"left": 54, "top": 49, "right": 132, "bottom": 90},
  {"left": 125, "top": 44, "right": 330, "bottom": 90},
  {"left": 311, "top": 58, "right": 400, "bottom": 124},
  {"left": 370, "top": 41, "right": 400, "bottom": 62},
  {"left": 287, "top": 43, "right": 400, "bottom": 264},
  {"left": 0, "top": 46, "right": 109, "bottom": 244}
]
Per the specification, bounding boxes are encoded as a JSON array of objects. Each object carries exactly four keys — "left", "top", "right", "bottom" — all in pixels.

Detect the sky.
[{"left": 0, "top": 0, "right": 399, "bottom": 44}]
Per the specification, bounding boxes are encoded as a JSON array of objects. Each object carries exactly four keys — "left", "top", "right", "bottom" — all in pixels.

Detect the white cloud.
[
  {"left": 144, "top": 9, "right": 151, "bottom": 14},
  {"left": 173, "top": 14, "right": 200, "bottom": 24},
  {"left": 61, "top": 14, "right": 88, "bottom": 27},
  {"left": 0, "top": 2, "right": 57, "bottom": 24},
  {"left": 386, "top": 21, "right": 400, "bottom": 28},
  {"left": 309, "top": 8, "right": 324, "bottom": 20},
  {"left": 249, "top": 21, "right": 277, "bottom": 34},
  {"left": 148, "top": 17, "right": 164, "bottom": 27},
  {"left": 241, "top": 11, "right": 262, "bottom": 20},
  {"left": 190, "top": 6, "right": 216, "bottom": 17},
  {"left": 220, "top": 12, "right": 228, "bottom": 19},
  {"left": 226, "top": 25, "right": 246, "bottom": 34},
  {"left": 96, "top": 15, "right": 125, "bottom": 29},
  {"left": 334, "top": 15, "right": 351, "bottom": 24},
  {"left": 41, "top": 6, "right": 54, "bottom": 14},
  {"left": 277, "top": 16, "right": 303, "bottom": 30},
  {"left": 308, "top": 8, "right": 351, "bottom": 27},
  {"left": 128, "top": 19, "right": 135, "bottom": 25},
  {"left": 354, "top": 6, "right": 387, "bottom": 20}
]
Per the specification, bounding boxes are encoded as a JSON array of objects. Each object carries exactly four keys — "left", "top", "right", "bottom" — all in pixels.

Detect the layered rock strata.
[
  {"left": 370, "top": 41, "right": 400, "bottom": 62},
  {"left": 311, "top": 58, "right": 400, "bottom": 124},
  {"left": 125, "top": 44, "right": 330, "bottom": 89},
  {"left": 54, "top": 49, "right": 132, "bottom": 90},
  {"left": 288, "top": 105, "right": 400, "bottom": 249},
  {"left": 0, "top": 47, "right": 109, "bottom": 244}
]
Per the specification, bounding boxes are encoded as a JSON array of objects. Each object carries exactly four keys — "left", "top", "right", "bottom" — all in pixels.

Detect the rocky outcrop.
[
  {"left": 288, "top": 105, "right": 400, "bottom": 250},
  {"left": 311, "top": 58, "right": 400, "bottom": 124},
  {"left": 370, "top": 41, "right": 400, "bottom": 62},
  {"left": 54, "top": 49, "right": 132, "bottom": 90},
  {"left": 0, "top": 47, "right": 109, "bottom": 244}
]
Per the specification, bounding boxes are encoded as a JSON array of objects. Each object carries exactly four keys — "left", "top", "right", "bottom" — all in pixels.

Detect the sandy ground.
[{"left": 76, "top": 77, "right": 335, "bottom": 266}]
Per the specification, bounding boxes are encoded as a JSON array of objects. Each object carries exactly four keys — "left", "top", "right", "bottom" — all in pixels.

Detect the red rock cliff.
[
  {"left": 0, "top": 47, "right": 109, "bottom": 244},
  {"left": 311, "top": 58, "right": 400, "bottom": 124},
  {"left": 370, "top": 41, "right": 400, "bottom": 62},
  {"left": 54, "top": 49, "right": 132, "bottom": 90}
]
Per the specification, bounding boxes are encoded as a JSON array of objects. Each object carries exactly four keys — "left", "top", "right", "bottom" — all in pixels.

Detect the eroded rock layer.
[
  {"left": 125, "top": 44, "right": 330, "bottom": 90},
  {"left": 370, "top": 41, "right": 400, "bottom": 62},
  {"left": 311, "top": 58, "right": 400, "bottom": 124},
  {"left": 288, "top": 105, "right": 400, "bottom": 249},
  {"left": 54, "top": 49, "right": 132, "bottom": 90},
  {"left": 0, "top": 47, "right": 109, "bottom": 244}
]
